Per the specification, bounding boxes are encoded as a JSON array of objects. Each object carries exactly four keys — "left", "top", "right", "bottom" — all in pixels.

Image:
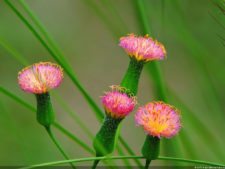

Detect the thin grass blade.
[
  {"left": 4, "top": 0, "right": 104, "bottom": 122},
  {"left": 0, "top": 86, "right": 94, "bottom": 154}
]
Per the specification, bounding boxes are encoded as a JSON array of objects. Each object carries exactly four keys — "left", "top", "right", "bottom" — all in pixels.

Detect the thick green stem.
[
  {"left": 144, "top": 160, "right": 151, "bottom": 169},
  {"left": 45, "top": 127, "right": 76, "bottom": 169},
  {"left": 121, "top": 58, "right": 144, "bottom": 95},
  {"left": 93, "top": 115, "right": 123, "bottom": 168},
  {"left": 36, "top": 92, "right": 54, "bottom": 127},
  {"left": 92, "top": 160, "right": 100, "bottom": 169},
  {"left": 142, "top": 135, "right": 160, "bottom": 161},
  {"left": 93, "top": 115, "right": 123, "bottom": 156}
]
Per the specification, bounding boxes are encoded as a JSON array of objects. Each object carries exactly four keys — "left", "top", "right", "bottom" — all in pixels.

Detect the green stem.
[
  {"left": 53, "top": 94, "right": 118, "bottom": 167},
  {"left": 93, "top": 115, "right": 123, "bottom": 168},
  {"left": 144, "top": 160, "right": 151, "bottom": 169},
  {"left": 36, "top": 93, "right": 54, "bottom": 127},
  {"left": 20, "top": 155, "right": 225, "bottom": 169},
  {"left": 45, "top": 126, "right": 76, "bottom": 169},
  {"left": 118, "top": 137, "right": 143, "bottom": 168},
  {"left": 93, "top": 115, "right": 123, "bottom": 156},
  {"left": 142, "top": 135, "right": 160, "bottom": 160},
  {"left": 116, "top": 144, "right": 133, "bottom": 169},
  {"left": 120, "top": 58, "right": 144, "bottom": 95},
  {"left": 53, "top": 122, "right": 95, "bottom": 154},
  {"left": 55, "top": 123, "right": 119, "bottom": 167},
  {"left": 117, "top": 58, "right": 145, "bottom": 168},
  {"left": 36, "top": 93, "right": 75, "bottom": 169},
  {"left": 92, "top": 160, "right": 100, "bottom": 169}
]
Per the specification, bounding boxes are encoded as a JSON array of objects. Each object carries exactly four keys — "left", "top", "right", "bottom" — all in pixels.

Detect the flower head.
[
  {"left": 135, "top": 101, "right": 181, "bottom": 138},
  {"left": 119, "top": 34, "right": 166, "bottom": 62},
  {"left": 101, "top": 86, "right": 137, "bottom": 118},
  {"left": 18, "top": 62, "right": 63, "bottom": 94}
]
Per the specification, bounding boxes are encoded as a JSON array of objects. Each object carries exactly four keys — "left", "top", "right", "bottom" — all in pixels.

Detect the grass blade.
[
  {"left": 53, "top": 93, "right": 94, "bottom": 139},
  {"left": 0, "top": 86, "right": 94, "bottom": 154},
  {"left": 169, "top": 0, "right": 224, "bottom": 120},
  {"left": 4, "top": 0, "right": 104, "bottom": 122},
  {"left": 83, "top": 0, "right": 122, "bottom": 38},
  {"left": 168, "top": 88, "right": 225, "bottom": 161},
  {"left": 53, "top": 123, "right": 94, "bottom": 155},
  {"left": 0, "top": 86, "right": 35, "bottom": 112},
  {"left": 100, "top": 0, "right": 129, "bottom": 33},
  {"left": 20, "top": 156, "right": 225, "bottom": 169},
  {"left": 18, "top": 0, "right": 70, "bottom": 66},
  {"left": 0, "top": 37, "right": 28, "bottom": 66}
]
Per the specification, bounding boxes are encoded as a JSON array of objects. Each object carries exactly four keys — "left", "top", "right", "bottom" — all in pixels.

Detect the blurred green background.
[{"left": 0, "top": 0, "right": 224, "bottom": 167}]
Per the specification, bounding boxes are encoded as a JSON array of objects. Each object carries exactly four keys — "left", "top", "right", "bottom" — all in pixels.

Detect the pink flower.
[
  {"left": 119, "top": 34, "right": 166, "bottom": 62},
  {"left": 101, "top": 86, "right": 137, "bottom": 118},
  {"left": 18, "top": 62, "right": 63, "bottom": 94},
  {"left": 135, "top": 101, "right": 181, "bottom": 138}
]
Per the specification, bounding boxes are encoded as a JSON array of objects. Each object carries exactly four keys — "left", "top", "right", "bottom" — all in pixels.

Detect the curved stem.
[
  {"left": 45, "top": 126, "right": 76, "bottom": 169},
  {"left": 20, "top": 155, "right": 225, "bottom": 169}
]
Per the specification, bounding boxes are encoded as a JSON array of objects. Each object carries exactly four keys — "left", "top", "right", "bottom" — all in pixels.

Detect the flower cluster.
[{"left": 17, "top": 34, "right": 182, "bottom": 169}]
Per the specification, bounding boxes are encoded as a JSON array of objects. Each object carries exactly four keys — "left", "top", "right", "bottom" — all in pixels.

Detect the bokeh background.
[{"left": 0, "top": 0, "right": 224, "bottom": 167}]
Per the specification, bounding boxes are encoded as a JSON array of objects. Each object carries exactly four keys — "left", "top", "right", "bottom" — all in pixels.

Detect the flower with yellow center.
[{"left": 135, "top": 101, "right": 181, "bottom": 138}]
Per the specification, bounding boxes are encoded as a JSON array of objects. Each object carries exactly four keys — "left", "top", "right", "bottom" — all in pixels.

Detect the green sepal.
[
  {"left": 142, "top": 135, "right": 160, "bottom": 160},
  {"left": 36, "top": 92, "right": 54, "bottom": 127},
  {"left": 93, "top": 114, "right": 123, "bottom": 156},
  {"left": 120, "top": 58, "right": 144, "bottom": 95}
]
